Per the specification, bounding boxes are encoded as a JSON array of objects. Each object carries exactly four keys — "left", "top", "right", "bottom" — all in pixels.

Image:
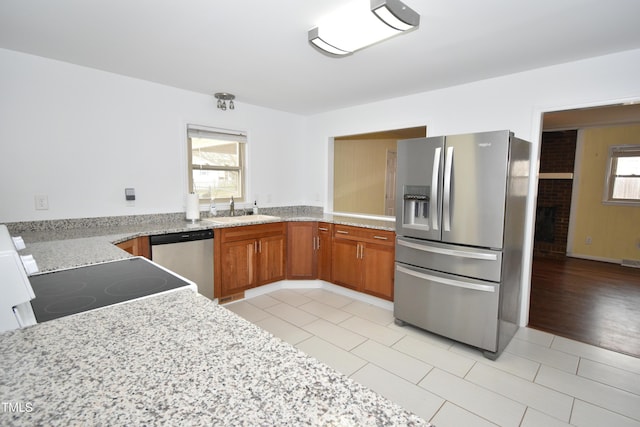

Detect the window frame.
[
  {"left": 602, "top": 144, "right": 640, "bottom": 206},
  {"left": 187, "top": 124, "right": 247, "bottom": 203}
]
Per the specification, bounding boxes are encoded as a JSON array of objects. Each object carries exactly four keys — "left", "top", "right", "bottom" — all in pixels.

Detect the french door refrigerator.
[{"left": 394, "top": 130, "right": 530, "bottom": 359}]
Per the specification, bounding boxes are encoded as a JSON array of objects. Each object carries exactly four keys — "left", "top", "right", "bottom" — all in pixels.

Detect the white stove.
[{"left": 0, "top": 225, "right": 37, "bottom": 332}]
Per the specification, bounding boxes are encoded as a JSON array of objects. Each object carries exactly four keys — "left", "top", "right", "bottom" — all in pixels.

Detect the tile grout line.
[{"left": 240, "top": 289, "right": 639, "bottom": 425}]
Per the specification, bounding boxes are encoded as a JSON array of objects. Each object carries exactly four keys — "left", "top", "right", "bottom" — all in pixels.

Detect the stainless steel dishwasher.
[{"left": 149, "top": 229, "right": 214, "bottom": 300}]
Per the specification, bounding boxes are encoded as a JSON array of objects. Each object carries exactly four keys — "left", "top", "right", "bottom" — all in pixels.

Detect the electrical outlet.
[
  {"left": 34, "top": 195, "right": 49, "bottom": 210},
  {"left": 585, "top": 236, "right": 592, "bottom": 245}
]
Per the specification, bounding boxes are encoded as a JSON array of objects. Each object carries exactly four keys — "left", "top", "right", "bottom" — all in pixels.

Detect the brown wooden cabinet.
[
  {"left": 286, "top": 221, "right": 333, "bottom": 281},
  {"left": 215, "top": 220, "right": 392, "bottom": 302},
  {"left": 317, "top": 222, "right": 333, "bottom": 282},
  {"left": 331, "top": 225, "right": 395, "bottom": 300},
  {"left": 258, "top": 233, "right": 286, "bottom": 284},
  {"left": 287, "top": 221, "right": 318, "bottom": 279},
  {"left": 332, "top": 236, "right": 360, "bottom": 290},
  {"left": 361, "top": 241, "right": 395, "bottom": 300},
  {"left": 116, "top": 236, "right": 150, "bottom": 258},
  {"left": 215, "top": 222, "right": 286, "bottom": 301}
]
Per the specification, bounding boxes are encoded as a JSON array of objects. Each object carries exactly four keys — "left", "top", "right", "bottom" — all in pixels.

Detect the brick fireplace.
[{"left": 534, "top": 130, "right": 577, "bottom": 258}]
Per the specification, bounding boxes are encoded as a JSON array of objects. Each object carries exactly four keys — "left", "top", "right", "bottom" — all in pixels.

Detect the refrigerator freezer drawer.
[
  {"left": 394, "top": 263, "right": 499, "bottom": 352},
  {"left": 396, "top": 236, "right": 502, "bottom": 282}
]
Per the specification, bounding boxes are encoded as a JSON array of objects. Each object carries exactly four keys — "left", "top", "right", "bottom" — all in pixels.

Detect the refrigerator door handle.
[
  {"left": 397, "top": 238, "right": 498, "bottom": 261},
  {"left": 431, "top": 147, "right": 441, "bottom": 231},
  {"left": 443, "top": 146, "right": 454, "bottom": 231},
  {"left": 396, "top": 265, "right": 496, "bottom": 292}
]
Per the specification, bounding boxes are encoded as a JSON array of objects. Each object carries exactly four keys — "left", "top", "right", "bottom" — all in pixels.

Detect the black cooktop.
[{"left": 29, "top": 257, "right": 193, "bottom": 323}]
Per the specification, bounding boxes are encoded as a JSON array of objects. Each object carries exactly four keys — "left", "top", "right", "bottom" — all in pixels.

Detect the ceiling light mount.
[
  {"left": 371, "top": 0, "right": 420, "bottom": 30},
  {"left": 309, "top": 0, "right": 420, "bottom": 57},
  {"left": 214, "top": 92, "right": 235, "bottom": 110}
]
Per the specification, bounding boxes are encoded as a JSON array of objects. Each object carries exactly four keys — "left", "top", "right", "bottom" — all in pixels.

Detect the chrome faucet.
[{"left": 229, "top": 196, "right": 235, "bottom": 216}]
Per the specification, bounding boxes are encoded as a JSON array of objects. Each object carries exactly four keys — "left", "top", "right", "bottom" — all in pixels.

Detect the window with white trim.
[
  {"left": 187, "top": 125, "right": 246, "bottom": 202},
  {"left": 603, "top": 144, "right": 640, "bottom": 205}
]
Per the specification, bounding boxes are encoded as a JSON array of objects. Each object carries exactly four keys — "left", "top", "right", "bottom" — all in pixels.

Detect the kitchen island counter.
[{"left": 0, "top": 290, "right": 428, "bottom": 426}]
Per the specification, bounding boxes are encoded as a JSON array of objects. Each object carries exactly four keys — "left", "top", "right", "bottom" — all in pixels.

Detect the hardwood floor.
[{"left": 529, "top": 255, "right": 640, "bottom": 358}]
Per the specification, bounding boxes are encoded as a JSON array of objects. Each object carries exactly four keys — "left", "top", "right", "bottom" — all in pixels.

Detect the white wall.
[
  {"left": 0, "top": 48, "right": 309, "bottom": 222},
  {"left": 304, "top": 48, "right": 640, "bottom": 326}
]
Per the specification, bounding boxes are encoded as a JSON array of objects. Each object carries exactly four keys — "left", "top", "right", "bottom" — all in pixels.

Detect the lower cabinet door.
[
  {"left": 287, "top": 222, "right": 317, "bottom": 279},
  {"left": 331, "top": 238, "right": 360, "bottom": 290},
  {"left": 361, "top": 242, "right": 394, "bottom": 300},
  {"left": 258, "top": 234, "right": 286, "bottom": 285},
  {"left": 317, "top": 223, "right": 333, "bottom": 282},
  {"left": 221, "top": 239, "right": 256, "bottom": 294}
]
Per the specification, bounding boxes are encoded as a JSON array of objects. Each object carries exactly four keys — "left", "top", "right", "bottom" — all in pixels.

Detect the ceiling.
[{"left": 1, "top": 0, "right": 640, "bottom": 115}]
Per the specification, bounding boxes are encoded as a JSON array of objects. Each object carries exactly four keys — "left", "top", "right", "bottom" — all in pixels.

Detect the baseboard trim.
[
  {"left": 621, "top": 259, "right": 640, "bottom": 268},
  {"left": 566, "top": 253, "right": 622, "bottom": 264},
  {"left": 230, "top": 280, "right": 394, "bottom": 311}
]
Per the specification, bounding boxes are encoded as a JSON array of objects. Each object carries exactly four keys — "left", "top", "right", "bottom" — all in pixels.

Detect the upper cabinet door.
[{"left": 396, "top": 136, "right": 445, "bottom": 241}]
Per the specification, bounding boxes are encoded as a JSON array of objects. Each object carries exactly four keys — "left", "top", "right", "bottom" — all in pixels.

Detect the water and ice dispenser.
[{"left": 402, "top": 185, "right": 430, "bottom": 229}]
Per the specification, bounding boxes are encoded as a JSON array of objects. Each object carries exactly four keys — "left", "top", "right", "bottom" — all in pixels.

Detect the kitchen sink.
[{"left": 202, "top": 214, "right": 281, "bottom": 224}]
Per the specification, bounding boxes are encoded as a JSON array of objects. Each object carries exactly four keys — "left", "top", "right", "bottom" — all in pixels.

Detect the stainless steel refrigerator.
[{"left": 394, "top": 130, "right": 530, "bottom": 359}]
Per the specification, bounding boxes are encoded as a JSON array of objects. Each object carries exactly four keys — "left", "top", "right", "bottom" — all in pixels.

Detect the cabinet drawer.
[
  {"left": 317, "top": 222, "right": 333, "bottom": 234},
  {"left": 220, "top": 222, "right": 285, "bottom": 243},
  {"left": 333, "top": 225, "right": 394, "bottom": 245}
]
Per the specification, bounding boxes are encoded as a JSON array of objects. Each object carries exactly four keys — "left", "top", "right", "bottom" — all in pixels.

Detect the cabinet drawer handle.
[
  {"left": 318, "top": 227, "right": 328, "bottom": 231},
  {"left": 336, "top": 230, "right": 349, "bottom": 234},
  {"left": 373, "top": 235, "right": 388, "bottom": 240}
]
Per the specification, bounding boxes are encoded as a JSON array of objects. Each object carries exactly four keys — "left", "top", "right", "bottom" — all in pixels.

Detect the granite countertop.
[
  {"left": 0, "top": 290, "right": 428, "bottom": 426},
  {"left": 8, "top": 211, "right": 395, "bottom": 274}
]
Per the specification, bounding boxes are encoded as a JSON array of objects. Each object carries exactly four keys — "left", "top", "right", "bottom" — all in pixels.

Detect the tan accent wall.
[
  {"left": 570, "top": 124, "right": 640, "bottom": 261},
  {"left": 334, "top": 138, "right": 397, "bottom": 215}
]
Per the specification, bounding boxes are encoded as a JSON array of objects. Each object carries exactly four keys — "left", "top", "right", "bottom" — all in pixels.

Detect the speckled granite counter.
[
  {"left": 5, "top": 209, "right": 395, "bottom": 274},
  {"left": 0, "top": 290, "right": 428, "bottom": 426}
]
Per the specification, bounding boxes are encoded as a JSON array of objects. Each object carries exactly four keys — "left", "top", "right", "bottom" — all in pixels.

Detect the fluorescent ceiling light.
[{"left": 309, "top": 0, "right": 420, "bottom": 56}]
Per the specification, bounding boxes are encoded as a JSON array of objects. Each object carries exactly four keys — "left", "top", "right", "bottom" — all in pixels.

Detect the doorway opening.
[
  {"left": 528, "top": 103, "right": 640, "bottom": 357},
  {"left": 332, "top": 126, "right": 426, "bottom": 218}
]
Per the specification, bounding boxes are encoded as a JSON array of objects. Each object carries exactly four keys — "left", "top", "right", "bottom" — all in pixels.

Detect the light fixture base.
[
  {"left": 308, "top": 0, "right": 420, "bottom": 57},
  {"left": 214, "top": 92, "right": 235, "bottom": 110}
]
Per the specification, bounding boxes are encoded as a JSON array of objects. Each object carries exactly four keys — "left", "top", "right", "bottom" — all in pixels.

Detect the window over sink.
[{"left": 187, "top": 124, "right": 246, "bottom": 202}]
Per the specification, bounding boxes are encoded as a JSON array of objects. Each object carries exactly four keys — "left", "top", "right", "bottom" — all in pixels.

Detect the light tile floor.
[{"left": 225, "top": 287, "right": 640, "bottom": 427}]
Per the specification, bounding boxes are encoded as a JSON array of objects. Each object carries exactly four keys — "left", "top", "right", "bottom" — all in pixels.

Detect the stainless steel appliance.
[
  {"left": 394, "top": 130, "right": 530, "bottom": 359},
  {"left": 29, "top": 257, "right": 197, "bottom": 323},
  {"left": 150, "top": 229, "right": 214, "bottom": 300}
]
